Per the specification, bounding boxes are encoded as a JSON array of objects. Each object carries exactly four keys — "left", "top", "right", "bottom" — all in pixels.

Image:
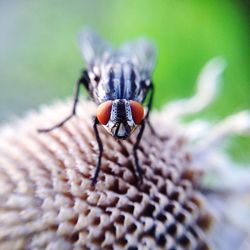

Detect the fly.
[{"left": 38, "top": 28, "right": 156, "bottom": 185}]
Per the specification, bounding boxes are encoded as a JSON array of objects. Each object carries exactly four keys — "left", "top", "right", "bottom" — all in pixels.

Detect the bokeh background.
[{"left": 0, "top": 0, "right": 249, "bottom": 161}]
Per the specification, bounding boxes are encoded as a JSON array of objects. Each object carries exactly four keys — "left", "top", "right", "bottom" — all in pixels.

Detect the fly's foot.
[{"left": 90, "top": 176, "right": 98, "bottom": 189}]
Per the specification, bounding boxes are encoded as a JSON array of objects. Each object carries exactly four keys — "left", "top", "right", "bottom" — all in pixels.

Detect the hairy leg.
[
  {"left": 91, "top": 117, "right": 103, "bottom": 185},
  {"left": 133, "top": 120, "right": 145, "bottom": 183},
  {"left": 38, "top": 72, "right": 88, "bottom": 133},
  {"left": 145, "top": 84, "right": 157, "bottom": 135}
]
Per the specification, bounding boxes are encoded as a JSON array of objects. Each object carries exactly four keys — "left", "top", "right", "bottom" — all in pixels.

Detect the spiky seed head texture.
[
  {"left": 1, "top": 58, "right": 250, "bottom": 250},
  {"left": 0, "top": 101, "right": 212, "bottom": 250}
]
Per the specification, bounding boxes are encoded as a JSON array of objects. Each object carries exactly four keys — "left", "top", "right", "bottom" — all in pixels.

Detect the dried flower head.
[{"left": 0, "top": 58, "right": 249, "bottom": 250}]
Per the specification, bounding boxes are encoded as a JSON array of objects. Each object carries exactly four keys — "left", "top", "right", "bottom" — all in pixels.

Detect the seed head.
[{"left": 0, "top": 58, "right": 249, "bottom": 250}]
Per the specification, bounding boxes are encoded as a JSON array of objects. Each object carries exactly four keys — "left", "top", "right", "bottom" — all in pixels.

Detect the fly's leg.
[
  {"left": 133, "top": 120, "right": 145, "bottom": 183},
  {"left": 145, "top": 84, "right": 157, "bottom": 136},
  {"left": 38, "top": 71, "right": 89, "bottom": 133},
  {"left": 91, "top": 117, "right": 103, "bottom": 185}
]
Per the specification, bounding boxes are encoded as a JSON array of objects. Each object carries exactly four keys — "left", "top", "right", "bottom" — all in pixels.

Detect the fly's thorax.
[
  {"left": 89, "top": 60, "right": 151, "bottom": 104},
  {"left": 96, "top": 99, "right": 144, "bottom": 140}
]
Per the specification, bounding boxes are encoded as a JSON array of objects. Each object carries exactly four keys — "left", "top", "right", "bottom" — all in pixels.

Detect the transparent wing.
[
  {"left": 78, "top": 28, "right": 112, "bottom": 66},
  {"left": 119, "top": 38, "right": 156, "bottom": 76}
]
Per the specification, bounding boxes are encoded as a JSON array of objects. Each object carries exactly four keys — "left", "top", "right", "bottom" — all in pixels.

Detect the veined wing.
[
  {"left": 119, "top": 38, "right": 156, "bottom": 79},
  {"left": 78, "top": 28, "right": 112, "bottom": 67}
]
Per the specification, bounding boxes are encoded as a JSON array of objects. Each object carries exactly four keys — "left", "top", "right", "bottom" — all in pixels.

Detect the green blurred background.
[{"left": 0, "top": 0, "right": 249, "bottom": 161}]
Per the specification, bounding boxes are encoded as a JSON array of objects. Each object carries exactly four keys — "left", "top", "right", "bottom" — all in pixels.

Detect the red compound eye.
[
  {"left": 130, "top": 101, "right": 144, "bottom": 125},
  {"left": 96, "top": 101, "right": 112, "bottom": 125}
]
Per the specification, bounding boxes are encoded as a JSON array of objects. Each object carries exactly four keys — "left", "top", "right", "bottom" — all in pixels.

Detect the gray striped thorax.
[{"left": 89, "top": 60, "right": 150, "bottom": 104}]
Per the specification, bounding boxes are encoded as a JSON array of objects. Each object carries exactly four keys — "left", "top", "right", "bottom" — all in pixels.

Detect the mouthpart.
[{"left": 113, "top": 123, "right": 130, "bottom": 140}]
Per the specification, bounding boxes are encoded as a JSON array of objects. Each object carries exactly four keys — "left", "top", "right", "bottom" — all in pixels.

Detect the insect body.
[{"left": 38, "top": 29, "right": 156, "bottom": 185}]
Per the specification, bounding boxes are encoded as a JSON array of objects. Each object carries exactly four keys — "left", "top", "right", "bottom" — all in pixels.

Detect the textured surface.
[{"left": 0, "top": 100, "right": 212, "bottom": 250}]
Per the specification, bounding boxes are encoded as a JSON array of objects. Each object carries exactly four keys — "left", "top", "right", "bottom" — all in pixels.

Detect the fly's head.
[{"left": 96, "top": 99, "right": 144, "bottom": 140}]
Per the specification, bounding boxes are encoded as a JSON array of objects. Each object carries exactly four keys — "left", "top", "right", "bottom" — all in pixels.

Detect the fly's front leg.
[
  {"left": 133, "top": 120, "right": 145, "bottom": 183},
  {"left": 91, "top": 117, "right": 103, "bottom": 185},
  {"left": 145, "top": 84, "right": 157, "bottom": 136},
  {"left": 38, "top": 72, "right": 88, "bottom": 133}
]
